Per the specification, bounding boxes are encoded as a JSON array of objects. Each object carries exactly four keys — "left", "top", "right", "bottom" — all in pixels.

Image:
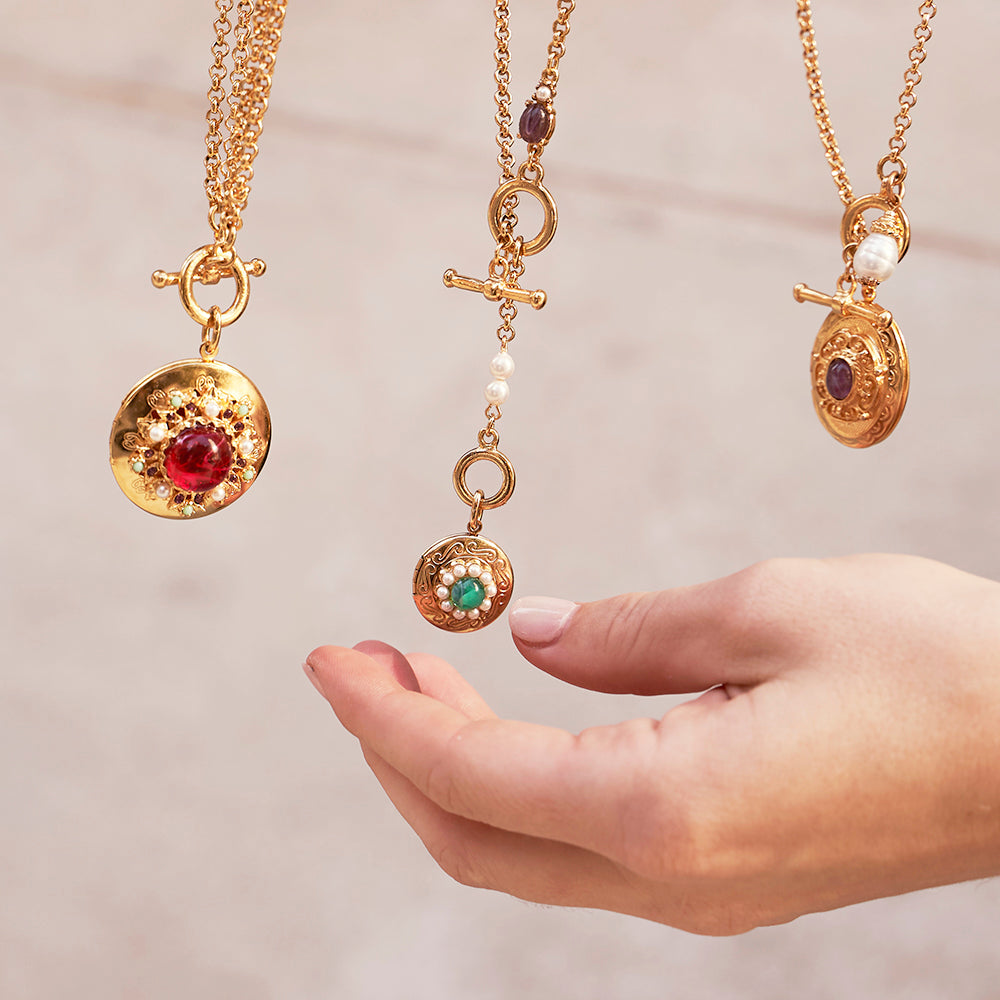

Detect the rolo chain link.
[
  {"left": 204, "top": 0, "right": 286, "bottom": 251},
  {"left": 797, "top": 0, "right": 936, "bottom": 206}
]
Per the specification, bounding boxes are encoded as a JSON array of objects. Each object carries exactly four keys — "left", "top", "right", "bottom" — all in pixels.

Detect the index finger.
[{"left": 306, "top": 644, "right": 690, "bottom": 868}]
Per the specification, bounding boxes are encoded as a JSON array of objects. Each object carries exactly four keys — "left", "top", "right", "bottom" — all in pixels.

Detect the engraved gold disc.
[
  {"left": 413, "top": 534, "right": 514, "bottom": 632},
  {"left": 110, "top": 359, "right": 271, "bottom": 519},
  {"left": 811, "top": 309, "right": 909, "bottom": 449}
]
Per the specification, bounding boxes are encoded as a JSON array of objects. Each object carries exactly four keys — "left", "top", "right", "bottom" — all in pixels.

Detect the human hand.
[{"left": 305, "top": 555, "right": 1000, "bottom": 935}]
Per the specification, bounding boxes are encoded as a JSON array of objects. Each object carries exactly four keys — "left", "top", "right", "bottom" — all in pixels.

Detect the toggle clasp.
[
  {"left": 443, "top": 269, "right": 547, "bottom": 310},
  {"left": 793, "top": 284, "right": 893, "bottom": 330},
  {"left": 152, "top": 245, "right": 266, "bottom": 329}
]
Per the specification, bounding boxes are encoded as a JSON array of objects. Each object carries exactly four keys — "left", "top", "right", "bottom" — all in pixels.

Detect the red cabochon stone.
[{"left": 164, "top": 426, "right": 234, "bottom": 491}]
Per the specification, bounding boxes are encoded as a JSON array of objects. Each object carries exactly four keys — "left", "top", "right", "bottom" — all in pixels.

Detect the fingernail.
[
  {"left": 508, "top": 597, "right": 577, "bottom": 646},
  {"left": 302, "top": 660, "right": 324, "bottom": 696}
]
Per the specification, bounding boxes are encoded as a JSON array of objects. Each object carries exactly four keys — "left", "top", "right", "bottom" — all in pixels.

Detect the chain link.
[
  {"left": 542, "top": 2, "right": 575, "bottom": 91},
  {"left": 796, "top": 0, "right": 936, "bottom": 205},
  {"left": 204, "top": 0, "right": 286, "bottom": 249}
]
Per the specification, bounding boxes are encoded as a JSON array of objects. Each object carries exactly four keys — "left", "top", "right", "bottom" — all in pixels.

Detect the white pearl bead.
[
  {"left": 853, "top": 233, "right": 898, "bottom": 283},
  {"left": 238, "top": 437, "right": 254, "bottom": 457},
  {"left": 485, "top": 584, "right": 498, "bottom": 598},
  {"left": 440, "top": 601, "right": 453, "bottom": 612},
  {"left": 480, "top": 572, "right": 493, "bottom": 586},
  {"left": 485, "top": 380, "right": 510, "bottom": 405},
  {"left": 535, "top": 85, "right": 552, "bottom": 102},
  {"left": 453, "top": 564, "right": 467, "bottom": 578},
  {"left": 441, "top": 572, "right": 455, "bottom": 586},
  {"left": 480, "top": 599, "right": 492, "bottom": 612},
  {"left": 436, "top": 586, "right": 450, "bottom": 600},
  {"left": 211, "top": 486, "right": 226, "bottom": 503},
  {"left": 148, "top": 423, "right": 167, "bottom": 443},
  {"left": 489, "top": 353, "right": 515, "bottom": 380},
  {"left": 202, "top": 399, "right": 221, "bottom": 419},
  {"left": 154, "top": 484, "right": 171, "bottom": 500},
  {"left": 468, "top": 609, "right": 480, "bottom": 619},
  {"left": 453, "top": 610, "right": 467, "bottom": 620},
  {"left": 467, "top": 563, "right": 482, "bottom": 578}
]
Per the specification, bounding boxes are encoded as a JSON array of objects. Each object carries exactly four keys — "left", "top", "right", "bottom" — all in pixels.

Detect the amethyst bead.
[
  {"left": 826, "top": 358, "right": 854, "bottom": 400},
  {"left": 519, "top": 103, "right": 551, "bottom": 144}
]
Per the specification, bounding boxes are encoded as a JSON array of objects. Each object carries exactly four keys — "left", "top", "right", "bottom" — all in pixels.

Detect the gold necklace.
[
  {"left": 110, "top": 1, "right": 286, "bottom": 518},
  {"left": 793, "top": 1, "right": 936, "bottom": 448},
  {"left": 412, "top": 1, "right": 575, "bottom": 632}
]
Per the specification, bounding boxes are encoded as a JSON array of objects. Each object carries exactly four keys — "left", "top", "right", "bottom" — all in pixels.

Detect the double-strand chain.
[
  {"left": 797, "top": 0, "right": 936, "bottom": 208},
  {"left": 205, "top": 0, "right": 286, "bottom": 252}
]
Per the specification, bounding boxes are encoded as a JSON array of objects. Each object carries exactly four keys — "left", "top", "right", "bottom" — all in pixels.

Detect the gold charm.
[
  {"left": 414, "top": 534, "right": 514, "bottom": 633},
  {"left": 795, "top": 196, "right": 911, "bottom": 448},
  {"left": 414, "top": 448, "right": 516, "bottom": 632},
  {"left": 110, "top": 359, "right": 270, "bottom": 519},
  {"left": 109, "top": 246, "right": 270, "bottom": 518},
  {"left": 795, "top": 286, "right": 909, "bottom": 449}
]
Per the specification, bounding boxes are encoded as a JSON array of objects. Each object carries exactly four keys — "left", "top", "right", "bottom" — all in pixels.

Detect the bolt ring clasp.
[
  {"left": 175, "top": 245, "right": 252, "bottom": 328},
  {"left": 453, "top": 448, "right": 516, "bottom": 511},
  {"left": 488, "top": 179, "right": 558, "bottom": 256},
  {"left": 840, "top": 195, "right": 911, "bottom": 263}
]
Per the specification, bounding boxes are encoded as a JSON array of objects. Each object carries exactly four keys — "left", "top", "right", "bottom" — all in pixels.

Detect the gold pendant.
[
  {"left": 109, "top": 359, "right": 270, "bottom": 519},
  {"left": 795, "top": 287, "right": 909, "bottom": 449},
  {"left": 413, "top": 534, "right": 514, "bottom": 632},
  {"left": 109, "top": 245, "right": 270, "bottom": 518},
  {"left": 413, "top": 447, "right": 516, "bottom": 632},
  {"left": 795, "top": 195, "right": 910, "bottom": 448}
]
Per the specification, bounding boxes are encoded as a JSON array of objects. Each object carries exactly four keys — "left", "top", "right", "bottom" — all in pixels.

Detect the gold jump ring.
[{"left": 453, "top": 449, "right": 516, "bottom": 510}]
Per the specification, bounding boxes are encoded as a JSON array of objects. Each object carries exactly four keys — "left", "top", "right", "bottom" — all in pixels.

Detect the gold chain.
[
  {"left": 797, "top": 0, "right": 936, "bottom": 205},
  {"left": 205, "top": 0, "right": 286, "bottom": 250},
  {"left": 481, "top": 0, "right": 573, "bottom": 448}
]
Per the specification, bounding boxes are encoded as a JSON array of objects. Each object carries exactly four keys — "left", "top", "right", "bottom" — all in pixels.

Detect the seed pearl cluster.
[
  {"left": 484, "top": 351, "right": 515, "bottom": 406},
  {"left": 435, "top": 560, "right": 499, "bottom": 621}
]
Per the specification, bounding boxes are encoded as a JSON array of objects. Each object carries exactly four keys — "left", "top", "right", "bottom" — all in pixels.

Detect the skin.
[{"left": 305, "top": 554, "right": 1000, "bottom": 935}]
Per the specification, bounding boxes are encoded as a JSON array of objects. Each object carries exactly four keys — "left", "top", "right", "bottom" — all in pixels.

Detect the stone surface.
[
  {"left": 451, "top": 577, "right": 486, "bottom": 611},
  {"left": 826, "top": 358, "right": 854, "bottom": 400},
  {"left": 519, "top": 102, "right": 551, "bottom": 144},
  {"left": 163, "top": 426, "right": 234, "bottom": 492}
]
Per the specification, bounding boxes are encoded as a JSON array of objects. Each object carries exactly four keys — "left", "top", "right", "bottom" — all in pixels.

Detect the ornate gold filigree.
[
  {"left": 110, "top": 359, "right": 270, "bottom": 520},
  {"left": 413, "top": 534, "right": 514, "bottom": 633},
  {"left": 809, "top": 310, "right": 908, "bottom": 448}
]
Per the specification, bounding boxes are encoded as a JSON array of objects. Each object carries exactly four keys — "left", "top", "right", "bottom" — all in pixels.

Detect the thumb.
[{"left": 508, "top": 566, "right": 790, "bottom": 696}]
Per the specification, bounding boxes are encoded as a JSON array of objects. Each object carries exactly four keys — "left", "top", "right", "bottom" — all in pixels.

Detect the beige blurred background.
[{"left": 3, "top": 1, "right": 1000, "bottom": 997}]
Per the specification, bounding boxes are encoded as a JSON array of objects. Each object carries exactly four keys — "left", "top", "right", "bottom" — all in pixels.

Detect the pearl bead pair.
[{"left": 484, "top": 351, "right": 515, "bottom": 405}]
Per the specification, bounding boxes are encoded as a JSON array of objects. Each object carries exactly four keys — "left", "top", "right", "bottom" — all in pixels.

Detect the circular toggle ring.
[
  {"left": 840, "top": 195, "right": 911, "bottom": 262},
  {"left": 178, "top": 245, "right": 251, "bottom": 328},
  {"left": 488, "top": 179, "right": 558, "bottom": 256},
  {"left": 453, "top": 448, "right": 516, "bottom": 510}
]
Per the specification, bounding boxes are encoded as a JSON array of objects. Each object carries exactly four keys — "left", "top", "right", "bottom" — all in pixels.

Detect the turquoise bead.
[{"left": 450, "top": 578, "right": 486, "bottom": 611}]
